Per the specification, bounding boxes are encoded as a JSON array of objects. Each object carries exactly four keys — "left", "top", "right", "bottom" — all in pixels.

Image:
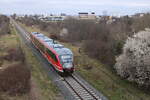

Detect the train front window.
[
  {"left": 59, "top": 55, "right": 73, "bottom": 68},
  {"left": 60, "top": 55, "right": 73, "bottom": 63}
]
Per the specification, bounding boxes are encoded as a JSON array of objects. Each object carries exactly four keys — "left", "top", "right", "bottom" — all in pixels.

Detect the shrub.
[
  {"left": 83, "top": 39, "right": 116, "bottom": 66},
  {"left": 0, "top": 15, "right": 11, "bottom": 36},
  {"left": 0, "top": 63, "right": 31, "bottom": 95},
  {"left": 114, "top": 30, "right": 150, "bottom": 89},
  {"left": 3, "top": 47, "right": 25, "bottom": 62},
  {"left": 0, "top": 47, "right": 31, "bottom": 95},
  {"left": 49, "top": 34, "right": 60, "bottom": 40}
]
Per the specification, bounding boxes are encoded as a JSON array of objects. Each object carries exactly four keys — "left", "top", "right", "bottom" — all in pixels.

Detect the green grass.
[{"left": 21, "top": 23, "right": 150, "bottom": 100}]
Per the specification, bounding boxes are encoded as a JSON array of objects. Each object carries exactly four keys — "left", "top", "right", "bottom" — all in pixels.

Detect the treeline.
[
  {"left": 0, "top": 15, "right": 11, "bottom": 35},
  {"left": 63, "top": 17, "right": 130, "bottom": 66},
  {"left": 132, "top": 13, "right": 150, "bottom": 32},
  {"left": 17, "top": 13, "right": 150, "bottom": 89},
  {"left": 17, "top": 15, "right": 63, "bottom": 35},
  {"left": 63, "top": 14, "right": 150, "bottom": 66},
  {"left": 17, "top": 13, "right": 150, "bottom": 67}
]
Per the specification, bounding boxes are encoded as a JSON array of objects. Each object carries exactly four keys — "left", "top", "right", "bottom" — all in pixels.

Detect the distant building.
[
  {"left": 40, "top": 15, "right": 66, "bottom": 22},
  {"left": 132, "top": 13, "right": 145, "bottom": 18},
  {"left": 15, "top": 14, "right": 25, "bottom": 20},
  {"left": 78, "top": 12, "right": 96, "bottom": 20},
  {"left": 47, "top": 16, "right": 64, "bottom": 21},
  {"left": 88, "top": 12, "right": 96, "bottom": 19},
  {"left": 78, "top": 12, "right": 88, "bottom": 19}
]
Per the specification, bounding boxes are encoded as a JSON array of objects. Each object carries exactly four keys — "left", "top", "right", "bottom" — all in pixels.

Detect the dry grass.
[
  {"left": 19, "top": 23, "right": 50, "bottom": 36},
  {"left": 2, "top": 47, "right": 25, "bottom": 62},
  {"left": 0, "top": 93, "right": 29, "bottom": 100},
  {"left": 0, "top": 46, "right": 30, "bottom": 96},
  {"left": 0, "top": 25, "right": 31, "bottom": 100},
  {"left": 0, "top": 63, "right": 31, "bottom": 95}
]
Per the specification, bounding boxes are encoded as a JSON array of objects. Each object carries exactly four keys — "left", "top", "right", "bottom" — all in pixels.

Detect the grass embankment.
[
  {"left": 0, "top": 24, "right": 63, "bottom": 100},
  {"left": 21, "top": 42, "right": 63, "bottom": 100},
  {"left": 20, "top": 23, "right": 150, "bottom": 100},
  {"left": 14, "top": 24, "right": 63, "bottom": 100}
]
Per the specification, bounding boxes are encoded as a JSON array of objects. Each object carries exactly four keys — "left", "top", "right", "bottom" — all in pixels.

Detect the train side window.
[
  {"left": 34, "top": 38, "right": 45, "bottom": 52},
  {"left": 39, "top": 42, "right": 44, "bottom": 52},
  {"left": 46, "top": 48, "right": 58, "bottom": 62}
]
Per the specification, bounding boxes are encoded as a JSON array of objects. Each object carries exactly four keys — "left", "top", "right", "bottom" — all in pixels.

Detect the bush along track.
[{"left": 0, "top": 23, "right": 30, "bottom": 100}]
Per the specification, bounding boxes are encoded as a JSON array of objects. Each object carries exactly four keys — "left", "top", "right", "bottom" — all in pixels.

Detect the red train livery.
[{"left": 29, "top": 32, "right": 74, "bottom": 74}]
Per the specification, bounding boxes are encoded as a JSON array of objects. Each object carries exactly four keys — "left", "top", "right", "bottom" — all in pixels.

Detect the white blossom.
[{"left": 114, "top": 29, "right": 150, "bottom": 88}]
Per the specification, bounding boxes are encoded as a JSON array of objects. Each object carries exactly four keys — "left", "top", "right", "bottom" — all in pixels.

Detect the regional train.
[{"left": 29, "top": 32, "right": 74, "bottom": 74}]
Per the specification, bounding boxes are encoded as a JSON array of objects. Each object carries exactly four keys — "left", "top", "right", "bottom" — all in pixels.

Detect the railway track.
[{"left": 63, "top": 75, "right": 102, "bottom": 100}]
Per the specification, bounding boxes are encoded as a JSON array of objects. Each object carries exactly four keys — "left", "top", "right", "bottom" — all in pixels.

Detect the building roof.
[{"left": 79, "top": 12, "right": 88, "bottom": 14}]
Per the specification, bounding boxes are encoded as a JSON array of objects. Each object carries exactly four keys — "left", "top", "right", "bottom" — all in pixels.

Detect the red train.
[{"left": 29, "top": 32, "right": 74, "bottom": 74}]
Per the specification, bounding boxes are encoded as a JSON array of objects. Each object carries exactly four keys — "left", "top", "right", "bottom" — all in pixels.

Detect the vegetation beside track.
[
  {"left": 0, "top": 20, "right": 63, "bottom": 100},
  {"left": 14, "top": 23, "right": 64, "bottom": 100},
  {"left": 21, "top": 23, "right": 150, "bottom": 100},
  {"left": 0, "top": 24, "right": 30, "bottom": 100}
]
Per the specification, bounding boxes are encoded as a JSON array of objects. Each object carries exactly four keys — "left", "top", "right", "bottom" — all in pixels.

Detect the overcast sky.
[{"left": 0, "top": 0, "right": 150, "bottom": 15}]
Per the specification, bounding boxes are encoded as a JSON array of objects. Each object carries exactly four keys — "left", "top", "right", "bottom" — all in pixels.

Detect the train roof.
[
  {"left": 31, "top": 32, "right": 43, "bottom": 36},
  {"left": 39, "top": 36, "right": 53, "bottom": 42},
  {"left": 35, "top": 34, "right": 44, "bottom": 37},
  {"left": 31, "top": 32, "right": 73, "bottom": 56},
  {"left": 31, "top": 32, "right": 39, "bottom": 34},
  {"left": 54, "top": 47, "right": 73, "bottom": 56},
  {"left": 31, "top": 32, "right": 54, "bottom": 43},
  {"left": 46, "top": 43, "right": 73, "bottom": 55}
]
